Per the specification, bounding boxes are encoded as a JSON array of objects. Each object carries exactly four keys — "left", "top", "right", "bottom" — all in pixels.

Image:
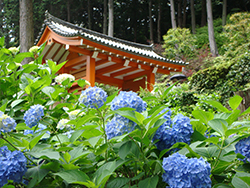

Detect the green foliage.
[
  {"left": 1, "top": 41, "right": 250, "bottom": 187},
  {"left": 162, "top": 28, "right": 197, "bottom": 59},
  {"left": 189, "top": 52, "right": 250, "bottom": 103},
  {"left": 223, "top": 12, "right": 250, "bottom": 58}
]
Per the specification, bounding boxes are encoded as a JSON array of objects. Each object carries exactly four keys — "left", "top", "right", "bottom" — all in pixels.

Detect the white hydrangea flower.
[
  {"left": 29, "top": 46, "right": 39, "bottom": 54},
  {"left": 8, "top": 47, "right": 19, "bottom": 55},
  {"left": 57, "top": 119, "right": 71, "bottom": 130},
  {"left": 55, "top": 74, "right": 75, "bottom": 84},
  {"left": 68, "top": 110, "right": 85, "bottom": 120}
]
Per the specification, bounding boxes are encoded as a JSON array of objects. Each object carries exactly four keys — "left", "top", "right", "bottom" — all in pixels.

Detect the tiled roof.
[{"left": 36, "top": 11, "right": 188, "bottom": 66}]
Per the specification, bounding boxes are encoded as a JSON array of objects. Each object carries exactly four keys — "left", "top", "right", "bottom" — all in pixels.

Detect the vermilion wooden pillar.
[
  {"left": 147, "top": 71, "right": 155, "bottom": 92},
  {"left": 86, "top": 56, "right": 96, "bottom": 87}
]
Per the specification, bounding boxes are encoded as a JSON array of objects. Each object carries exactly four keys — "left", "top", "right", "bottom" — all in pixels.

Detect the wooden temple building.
[{"left": 36, "top": 12, "right": 188, "bottom": 92}]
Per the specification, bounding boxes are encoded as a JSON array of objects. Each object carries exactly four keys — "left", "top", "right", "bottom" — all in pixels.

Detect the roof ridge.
[{"left": 44, "top": 11, "right": 154, "bottom": 51}]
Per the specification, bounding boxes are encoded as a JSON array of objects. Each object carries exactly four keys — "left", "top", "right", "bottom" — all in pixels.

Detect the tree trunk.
[
  {"left": 182, "top": 0, "right": 187, "bottom": 28},
  {"left": 88, "top": 0, "right": 92, "bottom": 29},
  {"left": 201, "top": 0, "right": 206, "bottom": 26},
  {"left": 103, "top": 0, "right": 107, "bottom": 34},
  {"left": 149, "top": 0, "right": 153, "bottom": 42},
  {"left": 207, "top": 0, "right": 218, "bottom": 56},
  {"left": 170, "top": 0, "right": 176, "bottom": 29},
  {"left": 190, "top": 0, "right": 196, "bottom": 34},
  {"left": 19, "top": 0, "right": 34, "bottom": 65},
  {"left": 67, "top": 0, "right": 70, "bottom": 22},
  {"left": 222, "top": 0, "right": 227, "bottom": 30},
  {"left": 108, "top": 0, "right": 114, "bottom": 36},
  {"left": 177, "top": 0, "right": 182, "bottom": 27},
  {"left": 133, "top": 0, "right": 138, "bottom": 42},
  {"left": 157, "top": 0, "right": 162, "bottom": 43}
]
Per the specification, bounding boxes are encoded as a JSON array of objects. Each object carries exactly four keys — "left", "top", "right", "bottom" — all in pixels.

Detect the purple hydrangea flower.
[
  {"left": 235, "top": 136, "right": 250, "bottom": 163},
  {"left": 111, "top": 91, "right": 147, "bottom": 113},
  {"left": 162, "top": 153, "right": 211, "bottom": 188},
  {"left": 153, "top": 111, "right": 193, "bottom": 151},
  {"left": 0, "top": 146, "right": 27, "bottom": 187},
  {"left": 0, "top": 111, "right": 17, "bottom": 133},
  {"left": 105, "top": 115, "right": 137, "bottom": 139},
  {"left": 79, "top": 86, "right": 108, "bottom": 108},
  {"left": 23, "top": 104, "right": 44, "bottom": 128}
]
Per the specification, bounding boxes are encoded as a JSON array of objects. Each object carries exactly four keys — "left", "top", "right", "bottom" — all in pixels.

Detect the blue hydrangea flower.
[
  {"left": 79, "top": 86, "right": 108, "bottom": 108},
  {"left": 63, "top": 130, "right": 74, "bottom": 138},
  {"left": 0, "top": 111, "right": 17, "bottom": 133},
  {"left": 105, "top": 115, "right": 137, "bottom": 139},
  {"left": 24, "top": 123, "right": 50, "bottom": 136},
  {"left": 153, "top": 112, "right": 193, "bottom": 151},
  {"left": 0, "top": 146, "right": 27, "bottom": 187},
  {"left": 111, "top": 91, "right": 147, "bottom": 113},
  {"left": 23, "top": 104, "right": 44, "bottom": 128},
  {"left": 235, "top": 136, "right": 250, "bottom": 163},
  {"left": 162, "top": 153, "right": 211, "bottom": 188}
]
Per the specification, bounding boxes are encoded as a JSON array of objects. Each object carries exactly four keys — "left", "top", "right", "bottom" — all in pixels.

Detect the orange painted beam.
[
  {"left": 123, "top": 70, "right": 148, "bottom": 81},
  {"left": 96, "top": 75, "right": 123, "bottom": 86},
  {"left": 147, "top": 70, "right": 155, "bottom": 92},
  {"left": 110, "top": 67, "right": 138, "bottom": 77},
  {"left": 67, "top": 46, "right": 92, "bottom": 56},
  {"left": 81, "top": 38, "right": 184, "bottom": 69},
  {"left": 65, "top": 55, "right": 87, "bottom": 68},
  {"left": 96, "top": 63, "right": 124, "bottom": 75},
  {"left": 86, "top": 56, "right": 95, "bottom": 87},
  {"left": 96, "top": 59, "right": 109, "bottom": 66},
  {"left": 157, "top": 68, "right": 171, "bottom": 75}
]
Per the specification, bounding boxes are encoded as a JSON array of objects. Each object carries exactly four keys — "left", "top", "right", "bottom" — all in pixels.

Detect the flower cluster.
[
  {"left": 111, "top": 91, "right": 147, "bottom": 112},
  {"left": 55, "top": 73, "right": 75, "bottom": 84},
  {"left": 0, "top": 111, "right": 17, "bottom": 133},
  {"left": 8, "top": 47, "right": 19, "bottom": 55},
  {"left": 105, "top": 115, "right": 137, "bottom": 139},
  {"left": 24, "top": 123, "right": 50, "bottom": 136},
  {"left": 23, "top": 104, "right": 44, "bottom": 128},
  {"left": 29, "top": 46, "right": 39, "bottom": 55},
  {"left": 153, "top": 109, "right": 193, "bottom": 151},
  {"left": 162, "top": 153, "right": 211, "bottom": 188},
  {"left": 106, "top": 91, "right": 147, "bottom": 139},
  {"left": 0, "top": 146, "right": 27, "bottom": 187},
  {"left": 235, "top": 136, "right": 250, "bottom": 162},
  {"left": 79, "top": 86, "right": 108, "bottom": 108},
  {"left": 68, "top": 109, "right": 84, "bottom": 120},
  {"left": 57, "top": 119, "right": 72, "bottom": 130}
]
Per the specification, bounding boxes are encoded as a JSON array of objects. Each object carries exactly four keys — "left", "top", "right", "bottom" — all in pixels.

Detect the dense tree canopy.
[{"left": 1, "top": 0, "right": 250, "bottom": 48}]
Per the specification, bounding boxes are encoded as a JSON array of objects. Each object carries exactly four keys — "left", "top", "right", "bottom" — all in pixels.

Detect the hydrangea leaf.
[
  {"left": 64, "top": 152, "right": 71, "bottom": 163},
  {"left": 212, "top": 183, "right": 233, "bottom": 188},
  {"left": 208, "top": 119, "right": 228, "bottom": 136},
  {"left": 28, "top": 150, "right": 60, "bottom": 160},
  {"left": 95, "top": 143, "right": 108, "bottom": 155},
  {"left": 69, "top": 129, "right": 84, "bottom": 143},
  {"left": 119, "top": 141, "right": 140, "bottom": 160},
  {"left": 69, "top": 146, "right": 90, "bottom": 163},
  {"left": 138, "top": 176, "right": 159, "bottom": 188},
  {"left": 14, "top": 52, "right": 33, "bottom": 63},
  {"left": 203, "top": 100, "right": 230, "bottom": 113},
  {"left": 0, "top": 37, "right": 4, "bottom": 47},
  {"left": 229, "top": 95, "right": 242, "bottom": 110},
  {"left": 232, "top": 172, "right": 250, "bottom": 188},
  {"left": 194, "top": 146, "right": 218, "bottom": 158},
  {"left": 29, "top": 132, "right": 45, "bottom": 149},
  {"left": 212, "top": 160, "right": 232, "bottom": 174},
  {"left": 25, "top": 165, "right": 49, "bottom": 188},
  {"left": 192, "top": 110, "right": 214, "bottom": 125},
  {"left": 106, "top": 177, "right": 130, "bottom": 188},
  {"left": 54, "top": 169, "right": 90, "bottom": 184}
]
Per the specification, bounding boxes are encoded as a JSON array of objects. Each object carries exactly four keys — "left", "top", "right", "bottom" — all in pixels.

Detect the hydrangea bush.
[{"left": 0, "top": 39, "right": 250, "bottom": 187}]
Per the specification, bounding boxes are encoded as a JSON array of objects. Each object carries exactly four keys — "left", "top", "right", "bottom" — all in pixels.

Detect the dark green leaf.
[
  {"left": 54, "top": 170, "right": 89, "bottom": 184},
  {"left": 106, "top": 177, "right": 130, "bottom": 188},
  {"left": 25, "top": 165, "right": 49, "bottom": 188},
  {"left": 138, "top": 176, "right": 159, "bottom": 188}
]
